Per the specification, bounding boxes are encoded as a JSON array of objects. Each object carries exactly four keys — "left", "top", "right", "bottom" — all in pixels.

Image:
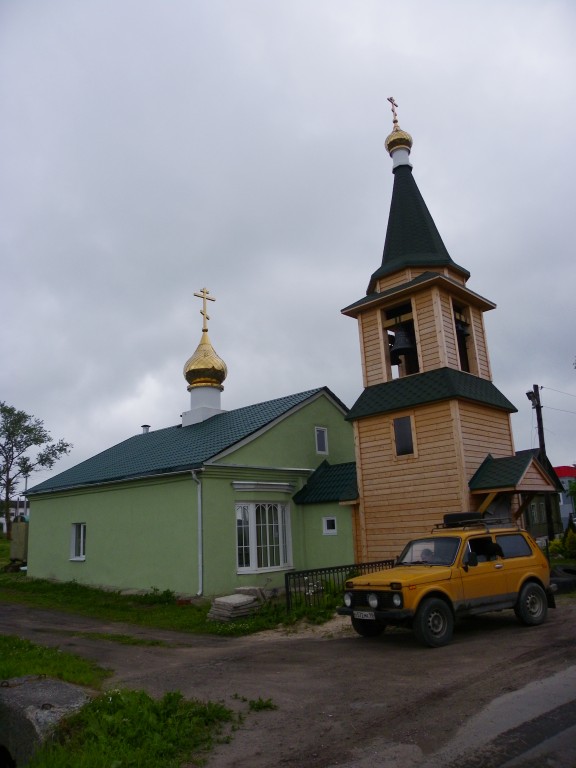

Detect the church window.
[
  {"left": 393, "top": 416, "right": 414, "bottom": 456},
  {"left": 70, "top": 523, "right": 86, "bottom": 561},
  {"left": 236, "top": 502, "right": 292, "bottom": 572},
  {"left": 315, "top": 427, "right": 328, "bottom": 454},
  {"left": 322, "top": 516, "right": 337, "bottom": 535}
]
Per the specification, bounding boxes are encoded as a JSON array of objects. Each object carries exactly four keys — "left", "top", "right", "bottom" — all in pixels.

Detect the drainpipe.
[{"left": 191, "top": 470, "right": 203, "bottom": 596}]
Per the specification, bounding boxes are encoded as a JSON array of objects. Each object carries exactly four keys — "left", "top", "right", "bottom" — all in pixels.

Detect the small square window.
[
  {"left": 70, "top": 523, "right": 86, "bottom": 560},
  {"left": 315, "top": 427, "right": 328, "bottom": 454},
  {"left": 323, "top": 517, "right": 337, "bottom": 535}
]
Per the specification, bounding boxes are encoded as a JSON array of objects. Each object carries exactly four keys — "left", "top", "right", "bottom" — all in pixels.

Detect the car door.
[
  {"left": 495, "top": 532, "right": 541, "bottom": 598},
  {"left": 458, "top": 535, "right": 509, "bottom": 612}
]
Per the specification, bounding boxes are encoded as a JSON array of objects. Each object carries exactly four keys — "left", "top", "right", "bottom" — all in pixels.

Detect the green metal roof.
[
  {"left": 347, "top": 368, "right": 517, "bottom": 421},
  {"left": 468, "top": 450, "right": 562, "bottom": 492},
  {"left": 293, "top": 460, "right": 358, "bottom": 504},
  {"left": 468, "top": 453, "right": 534, "bottom": 490},
  {"left": 28, "top": 388, "right": 342, "bottom": 495},
  {"left": 368, "top": 164, "right": 469, "bottom": 293}
]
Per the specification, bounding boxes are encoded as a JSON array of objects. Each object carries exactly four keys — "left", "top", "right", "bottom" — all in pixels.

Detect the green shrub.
[
  {"left": 565, "top": 529, "right": 576, "bottom": 560},
  {"left": 549, "top": 539, "right": 565, "bottom": 557}
]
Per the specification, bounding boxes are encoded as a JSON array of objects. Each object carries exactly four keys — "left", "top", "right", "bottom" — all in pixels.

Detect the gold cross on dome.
[
  {"left": 387, "top": 96, "right": 399, "bottom": 125},
  {"left": 193, "top": 287, "right": 216, "bottom": 331}
]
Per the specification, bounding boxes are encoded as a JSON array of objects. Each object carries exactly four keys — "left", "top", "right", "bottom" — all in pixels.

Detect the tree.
[{"left": 0, "top": 402, "right": 72, "bottom": 540}]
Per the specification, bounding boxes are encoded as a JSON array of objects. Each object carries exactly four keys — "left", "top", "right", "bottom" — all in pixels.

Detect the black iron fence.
[{"left": 284, "top": 559, "right": 395, "bottom": 612}]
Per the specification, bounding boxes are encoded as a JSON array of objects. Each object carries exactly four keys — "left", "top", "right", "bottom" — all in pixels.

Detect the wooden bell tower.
[{"left": 342, "top": 100, "right": 555, "bottom": 562}]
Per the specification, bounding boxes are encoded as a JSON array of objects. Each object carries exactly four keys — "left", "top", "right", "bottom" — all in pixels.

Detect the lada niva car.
[{"left": 337, "top": 518, "right": 556, "bottom": 647}]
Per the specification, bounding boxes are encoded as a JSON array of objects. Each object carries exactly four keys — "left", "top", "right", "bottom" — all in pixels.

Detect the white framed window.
[
  {"left": 70, "top": 523, "right": 86, "bottom": 561},
  {"left": 322, "top": 517, "right": 337, "bottom": 536},
  {"left": 315, "top": 427, "right": 328, "bottom": 454},
  {"left": 236, "top": 502, "right": 292, "bottom": 573}
]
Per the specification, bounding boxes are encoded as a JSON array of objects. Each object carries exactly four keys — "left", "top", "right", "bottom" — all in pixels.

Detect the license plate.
[{"left": 353, "top": 610, "right": 375, "bottom": 620}]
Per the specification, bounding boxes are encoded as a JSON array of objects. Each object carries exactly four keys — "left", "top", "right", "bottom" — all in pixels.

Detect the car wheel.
[
  {"left": 413, "top": 598, "right": 454, "bottom": 647},
  {"left": 514, "top": 582, "right": 548, "bottom": 626},
  {"left": 351, "top": 617, "right": 386, "bottom": 637}
]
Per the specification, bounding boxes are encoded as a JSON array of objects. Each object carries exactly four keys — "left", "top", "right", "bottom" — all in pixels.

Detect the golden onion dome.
[
  {"left": 183, "top": 330, "right": 227, "bottom": 391},
  {"left": 384, "top": 97, "right": 413, "bottom": 156},
  {"left": 385, "top": 125, "right": 413, "bottom": 155}
]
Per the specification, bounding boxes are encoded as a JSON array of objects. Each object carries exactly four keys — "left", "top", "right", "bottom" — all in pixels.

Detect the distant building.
[
  {"left": 0, "top": 500, "right": 29, "bottom": 534},
  {"left": 555, "top": 466, "right": 576, "bottom": 529}
]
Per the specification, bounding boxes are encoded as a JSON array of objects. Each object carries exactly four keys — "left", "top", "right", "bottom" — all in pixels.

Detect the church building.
[
  {"left": 341, "top": 100, "right": 559, "bottom": 562},
  {"left": 26, "top": 289, "right": 357, "bottom": 597}
]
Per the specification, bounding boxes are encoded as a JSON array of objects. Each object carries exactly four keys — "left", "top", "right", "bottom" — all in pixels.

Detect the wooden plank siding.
[
  {"left": 439, "top": 291, "right": 460, "bottom": 370},
  {"left": 376, "top": 270, "right": 415, "bottom": 294},
  {"left": 469, "top": 306, "right": 492, "bottom": 380},
  {"left": 413, "top": 291, "right": 443, "bottom": 371},
  {"left": 459, "top": 402, "right": 515, "bottom": 481},
  {"left": 355, "top": 401, "right": 474, "bottom": 560},
  {"left": 518, "top": 463, "right": 556, "bottom": 493},
  {"left": 359, "top": 311, "right": 385, "bottom": 387}
]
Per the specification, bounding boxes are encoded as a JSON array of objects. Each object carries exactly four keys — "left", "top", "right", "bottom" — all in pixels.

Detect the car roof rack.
[{"left": 432, "top": 513, "right": 518, "bottom": 532}]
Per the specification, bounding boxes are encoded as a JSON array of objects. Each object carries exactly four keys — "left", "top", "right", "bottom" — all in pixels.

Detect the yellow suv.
[{"left": 337, "top": 517, "right": 556, "bottom": 647}]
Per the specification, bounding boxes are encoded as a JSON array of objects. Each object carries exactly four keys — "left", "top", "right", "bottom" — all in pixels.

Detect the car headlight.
[
  {"left": 344, "top": 592, "right": 352, "bottom": 607},
  {"left": 392, "top": 593, "right": 402, "bottom": 608},
  {"left": 368, "top": 593, "right": 379, "bottom": 609}
]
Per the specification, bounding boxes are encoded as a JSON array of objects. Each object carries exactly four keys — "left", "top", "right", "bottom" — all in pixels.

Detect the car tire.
[
  {"left": 413, "top": 598, "right": 454, "bottom": 647},
  {"left": 514, "top": 582, "right": 548, "bottom": 626},
  {"left": 351, "top": 617, "right": 386, "bottom": 637}
]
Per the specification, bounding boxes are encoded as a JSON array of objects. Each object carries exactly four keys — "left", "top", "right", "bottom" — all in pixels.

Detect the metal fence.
[{"left": 284, "top": 559, "right": 395, "bottom": 612}]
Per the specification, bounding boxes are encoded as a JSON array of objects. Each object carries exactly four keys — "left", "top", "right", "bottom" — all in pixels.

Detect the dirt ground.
[{"left": 1, "top": 598, "right": 575, "bottom": 767}]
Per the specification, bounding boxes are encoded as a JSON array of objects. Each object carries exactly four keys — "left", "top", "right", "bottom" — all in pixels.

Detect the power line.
[
  {"left": 543, "top": 406, "right": 576, "bottom": 417},
  {"left": 541, "top": 386, "right": 576, "bottom": 399}
]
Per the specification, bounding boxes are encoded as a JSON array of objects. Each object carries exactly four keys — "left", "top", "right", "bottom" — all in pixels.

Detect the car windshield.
[{"left": 397, "top": 537, "right": 460, "bottom": 566}]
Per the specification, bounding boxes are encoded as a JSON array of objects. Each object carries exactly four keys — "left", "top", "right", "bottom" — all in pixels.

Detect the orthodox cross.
[
  {"left": 194, "top": 287, "right": 216, "bottom": 331},
  {"left": 387, "top": 96, "right": 399, "bottom": 125}
]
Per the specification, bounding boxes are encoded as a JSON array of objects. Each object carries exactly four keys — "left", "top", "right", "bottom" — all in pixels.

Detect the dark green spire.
[{"left": 369, "top": 164, "right": 469, "bottom": 291}]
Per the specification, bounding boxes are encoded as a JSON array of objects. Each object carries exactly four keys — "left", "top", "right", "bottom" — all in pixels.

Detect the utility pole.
[{"left": 526, "top": 384, "right": 556, "bottom": 543}]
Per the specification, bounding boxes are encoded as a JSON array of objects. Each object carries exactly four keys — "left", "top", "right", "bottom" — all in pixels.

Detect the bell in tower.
[{"left": 389, "top": 323, "right": 419, "bottom": 374}]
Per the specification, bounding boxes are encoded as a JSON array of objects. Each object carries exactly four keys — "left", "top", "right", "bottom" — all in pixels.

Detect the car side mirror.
[{"left": 467, "top": 552, "right": 478, "bottom": 567}]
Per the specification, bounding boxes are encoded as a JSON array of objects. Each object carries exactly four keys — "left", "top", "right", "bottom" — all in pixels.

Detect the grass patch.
[
  {"left": 27, "top": 689, "right": 234, "bottom": 768},
  {"left": 0, "top": 569, "right": 340, "bottom": 636},
  {"left": 248, "top": 696, "right": 278, "bottom": 712},
  {"left": 0, "top": 635, "right": 110, "bottom": 688},
  {"left": 0, "top": 573, "right": 216, "bottom": 632}
]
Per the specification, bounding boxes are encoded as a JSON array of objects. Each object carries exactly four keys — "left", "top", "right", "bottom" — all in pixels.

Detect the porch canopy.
[{"left": 469, "top": 450, "right": 561, "bottom": 520}]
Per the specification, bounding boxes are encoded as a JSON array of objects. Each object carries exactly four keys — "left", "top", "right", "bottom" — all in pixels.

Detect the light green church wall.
[
  {"left": 216, "top": 395, "right": 355, "bottom": 468},
  {"left": 199, "top": 466, "right": 354, "bottom": 596},
  {"left": 28, "top": 475, "right": 200, "bottom": 595},
  {"left": 293, "top": 503, "right": 355, "bottom": 569},
  {"left": 199, "top": 468, "right": 299, "bottom": 596},
  {"left": 28, "top": 394, "right": 356, "bottom": 598},
  {"left": 195, "top": 394, "right": 355, "bottom": 595}
]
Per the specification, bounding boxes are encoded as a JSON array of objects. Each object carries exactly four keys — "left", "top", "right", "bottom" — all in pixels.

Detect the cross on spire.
[
  {"left": 387, "top": 96, "right": 399, "bottom": 126},
  {"left": 193, "top": 287, "right": 216, "bottom": 332}
]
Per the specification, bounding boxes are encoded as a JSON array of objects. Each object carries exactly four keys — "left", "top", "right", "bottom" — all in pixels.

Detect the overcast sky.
[{"left": 1, "top": 0, "right": 575, "bottom": 490}]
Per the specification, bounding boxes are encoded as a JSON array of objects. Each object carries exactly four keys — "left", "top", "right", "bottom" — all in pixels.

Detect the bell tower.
[{"left": 342, "top": 100, "right": 523, "bottom": 561}]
